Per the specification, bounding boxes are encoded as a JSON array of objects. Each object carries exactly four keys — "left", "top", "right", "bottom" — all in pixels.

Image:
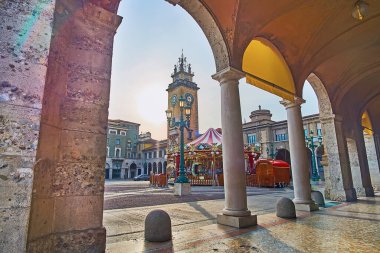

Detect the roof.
[{"left": 187, "top": 128, "right": 222, "bottom": 146}]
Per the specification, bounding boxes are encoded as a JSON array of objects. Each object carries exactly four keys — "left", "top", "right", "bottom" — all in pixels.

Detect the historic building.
[
  {"left": 242, "top": 106, "right": 325, "bottom": 179},
  {"left": 166, "top": 52, "right": 199, "bottom": 151},
  {"left": 105, "top": 119, "right": 141, "bottom": 179}
]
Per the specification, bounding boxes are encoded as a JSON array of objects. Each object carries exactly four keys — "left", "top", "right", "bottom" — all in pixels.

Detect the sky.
[{"left": 109, "top": 0, "right": 319, "bottom": 140}]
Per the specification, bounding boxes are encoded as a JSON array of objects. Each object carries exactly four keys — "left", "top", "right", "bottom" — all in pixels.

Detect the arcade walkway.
[{"left": 105, "top": 191, "right": 379, "bottom": 253}]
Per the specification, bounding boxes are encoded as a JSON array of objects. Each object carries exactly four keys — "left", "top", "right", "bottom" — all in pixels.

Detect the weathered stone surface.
[
  {"left": 145, "top": 210, "right": 172, "bottom": 242},
  {"left": 365, "top": 134, "right": 380, "bottom": 190},
  {"left": 321, "top": 115, "right": 357, "bottom": 202},
  {"left": 347, "top": 137, "right": 366, "bottom": 197},
  {"left": 311, "top": 191, "right": 325, "bottom": 207},
  {"left": 28, "top": 227, "right": 106, "bottom": 253},
  {"left": 276, "top": 197, "right": 296, "bottom": 219},
  {"left": 0, "top": 1, "right": 55, "bottom": 251}
]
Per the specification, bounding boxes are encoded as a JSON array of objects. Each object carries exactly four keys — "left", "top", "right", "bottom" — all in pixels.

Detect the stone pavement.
[{"left": 104, "top": 190, "right": 380, "bottom": 253}]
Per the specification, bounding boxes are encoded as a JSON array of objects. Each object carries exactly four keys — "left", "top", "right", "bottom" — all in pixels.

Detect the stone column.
[
  {"left": 374, "top": 134, "right": 380, "bottom": 171},
  {"left": 281, "top": 98, "right": 318, "bottom": 211},
  {"left": 320, "top": 115, "right": 357, "bottom": 201},
  {"left": 26, "top": 2, "right": 122, "bottom": 252},
  {"left": 354, "top": 124, "right": 374, "bottom": 196},
  {"left": 0, "top": 1, "right": 55, "bottom": 252},
  {"left": 364, "top": 134, "right": 380, "bottom": 190},
  {"left": 128, "top": 167, "right": 131, "bottom": 178},
  {"left": 347, "top": 137, "right": 365, "bottom": 196},
  {"left": 212, "top": 67, "right": 257, "bottom": 228}
]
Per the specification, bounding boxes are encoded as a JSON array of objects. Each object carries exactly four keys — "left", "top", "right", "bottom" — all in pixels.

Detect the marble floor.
[{"left": 105, "top": 192, "right": 380, "bottom": 253}]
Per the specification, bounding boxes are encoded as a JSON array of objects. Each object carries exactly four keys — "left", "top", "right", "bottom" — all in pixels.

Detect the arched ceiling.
[{"left": 200, "top": 0, "right": 380, "bottom": 111}]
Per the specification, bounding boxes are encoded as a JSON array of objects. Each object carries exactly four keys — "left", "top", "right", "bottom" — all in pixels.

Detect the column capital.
[
  {"left": 212, "top": 67, "right": 245, "bottom": 83},
  {"left": 280, "top": 97, "right": 305, "bottom": 109}
]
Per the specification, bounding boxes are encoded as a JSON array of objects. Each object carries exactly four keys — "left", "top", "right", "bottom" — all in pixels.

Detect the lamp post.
[
  {"left": 166, "top": 95, "right": 191, "bottom": 184},
  {"left": 305, "top": 130, "right": 320, "bottom": 181}
]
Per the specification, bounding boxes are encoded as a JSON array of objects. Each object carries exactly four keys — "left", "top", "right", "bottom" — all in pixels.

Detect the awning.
[{"left": 243, "top": 37, "right": 296, "bottom": 101}]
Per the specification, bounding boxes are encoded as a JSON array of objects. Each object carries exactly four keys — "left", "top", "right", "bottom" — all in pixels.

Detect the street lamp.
[
  {"left": 166, "top": 95, "right": 192, "bottom": 184},
  {"left": 305, "top": 130, "right": 320, "bottom": 181}
]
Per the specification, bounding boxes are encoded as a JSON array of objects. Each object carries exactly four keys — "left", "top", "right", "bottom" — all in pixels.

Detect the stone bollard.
[
  {"left": 144, "top": 210, "right": 172, "bottom": 242},
  {"left": 311, "top": 191, "right": 325, "bottom": 207},
  {"left": 276, "top": 197, "right": 296, "bottom": 219}
]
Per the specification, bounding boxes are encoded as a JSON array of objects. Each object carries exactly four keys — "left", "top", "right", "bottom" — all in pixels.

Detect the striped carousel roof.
[{"left": 187, "top": 128, "right": 222, "bottom": 146}]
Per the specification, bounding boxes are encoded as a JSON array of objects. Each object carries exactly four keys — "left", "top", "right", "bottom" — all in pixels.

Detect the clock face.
[
  {"left": 171, "top": 95, "right": 177, "bottom": 106},
  {"left": 185, "top": 93, "right": 193, "bottom": 105}
]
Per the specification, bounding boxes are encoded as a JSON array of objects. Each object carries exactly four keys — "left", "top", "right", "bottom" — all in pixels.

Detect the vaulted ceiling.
[{"left": 200, "top": 0, "right": 380, "bottom": 125}]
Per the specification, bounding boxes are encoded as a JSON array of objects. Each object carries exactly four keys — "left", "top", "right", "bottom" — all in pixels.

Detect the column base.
[
  {"left": 217, "top": 214, "right": 257, "bottom": 228},
  {"left": 364, "top": 187, "right": 375, "bottom": 197},
  {"left": 174, "top": 183, "right": 191, "bottom": 196},
  {"left": 325, "top": 188, "right": 357, "bottom": 202},
  {"left": 295, "top": 202, "right": 319, "bottom": 212},
  {"left": 27, "top": 227, "right": 106, "bottom": 253}
]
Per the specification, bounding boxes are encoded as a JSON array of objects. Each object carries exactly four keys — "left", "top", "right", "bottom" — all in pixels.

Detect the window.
[
  {"left": 275, "top": 134, "right": 288, "bottom": 141},
  {"left": 120, "top": 131, "right": 126, "bottom": 136},
  {"left": 247, "top": 134, "right": 256, "bottom": 144},
  {"left": 144, "top": 153, "right": 148, "bottom": 159},
  {"left": 317, "top": 128, "right": 322, "bottom": 136},
  {"left": 159, "top": 150, "right": 162, "bottom": 158},
  {"left": 115, "top": 148, "right": 121, "bottom": 158},
  {"left": 304, "top": 129, "right": 308, "bottom": 137},
  {"left": 115, "top": 139, "right": 120, "bottom": 145},
  {"left": 154, "top": 151, "right": 157, "bottom": 158},
  {"left": 109, "top": 129, "right": 117, "bottom": 134}
]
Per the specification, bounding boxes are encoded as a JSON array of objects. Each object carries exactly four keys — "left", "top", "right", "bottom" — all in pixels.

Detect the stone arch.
[
  {"left": 26, "top": 0, "right": 230, "bottom": 251},
  {"left": 144, "top": 163, "right": 148, "bottom": 174},
  {"left": 306, "top": 73, "right": 333, "bottom": 118},
  {"left": 158, "top": 162, "right": 163, "bottom": 173},
  {"left": 304, "top": 72, "right": 356, "bottom": 202},
  {"left": 153, "top": 162, "right": 157, "bottom": 173},
  {"left": 164, "top": 161, "right": 168, "bottom": 173},
  {"left": 275, "top": 148, "right": 291, "bottom": 165},
  {"left": 171, "top": 0, "right": 230, "bottom": 71}
]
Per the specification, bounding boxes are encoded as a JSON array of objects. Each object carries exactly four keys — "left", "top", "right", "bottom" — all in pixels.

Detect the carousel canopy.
[{"left": 187, "top": 128, "right": 222, "bottom": 147}]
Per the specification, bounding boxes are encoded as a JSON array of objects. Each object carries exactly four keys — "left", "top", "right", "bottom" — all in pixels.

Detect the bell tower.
[{"left": 167, "top": 51, "right": 199, "bottom": 150}]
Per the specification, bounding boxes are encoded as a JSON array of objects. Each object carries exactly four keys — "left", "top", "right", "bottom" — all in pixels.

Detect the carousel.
[{"left": 166, "top": 128, "right": 291, "bottom": 187}]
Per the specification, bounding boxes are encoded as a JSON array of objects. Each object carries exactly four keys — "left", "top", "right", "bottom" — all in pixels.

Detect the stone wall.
[{"left": 0, "top": 1, "right": 55, "bottom": 252}]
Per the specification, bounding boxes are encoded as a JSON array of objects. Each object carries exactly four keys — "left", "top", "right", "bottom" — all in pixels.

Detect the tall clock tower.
[{"left": 167, "top": 51, "right": 199, "bottom": 150}]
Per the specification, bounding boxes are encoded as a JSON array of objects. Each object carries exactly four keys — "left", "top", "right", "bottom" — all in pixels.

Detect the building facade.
[
  {"left": 242, "top": 106, "right": 325, "bottom": 179},
  {"left": 105, "top": 119, "right": 141, "bottom": 179}
]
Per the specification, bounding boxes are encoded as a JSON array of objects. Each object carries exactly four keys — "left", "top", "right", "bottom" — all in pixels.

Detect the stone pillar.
[
  {"left": 120, "top": 168, "right": 126, "bottom": 179},
  {"left": 320, "top": 115, "right": 357, "bottom": 201},
  {"left": 280, "top": 98, "right": 318, "bottom": 211},
  {"left": 347, "top": 138, "right": 365, "bottom": 196},
  {"left": 26, "top": 2, "right": 122, "bottom": 252},
  {"left": 353, "top": 124, "right": 374, "bottom": 196},
  {"left": 0, "top": 1, "right": 55, "bottom": 252},
  {"left": 212, "top": 67, "right": 257, "bottom": 228},
  {"left": 374, "top": 134, "right": 380, "bottom": 171},
  {"left": 364, "top": 134, "right": 380, "bottom": 190},
  {"left": 128, "top": 167, "right": 131, "bottom": 179}
]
